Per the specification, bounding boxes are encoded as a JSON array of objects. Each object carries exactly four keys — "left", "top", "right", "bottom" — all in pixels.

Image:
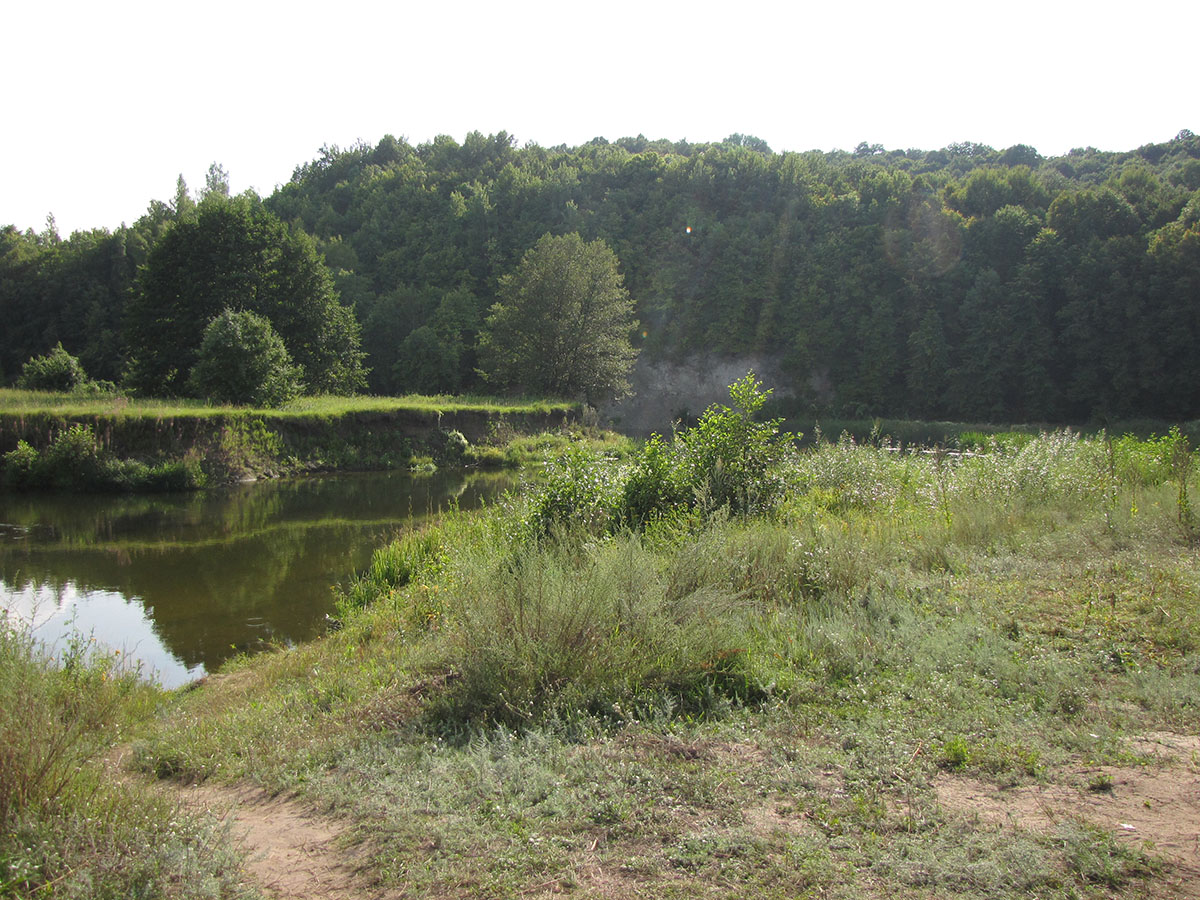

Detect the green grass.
[
  {"left": 122, "top": 428, "right": 1199, "bottom": 898},
  {"left": 0, "top": 389, "right": 590, "bottom": 488},
  {"left": 0, "top": 387, "right": 576, "bottom": 419},
  {"left": 0, "top": 624, "right": 256, "bottom": 899},
  {"left": 786, "top": 415, "right": 1200, "bottom": 449}
]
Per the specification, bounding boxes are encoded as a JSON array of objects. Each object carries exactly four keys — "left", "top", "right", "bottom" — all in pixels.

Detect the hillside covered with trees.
[{"left": 2, "top": 130, "right": 1198, "bottom": 421}]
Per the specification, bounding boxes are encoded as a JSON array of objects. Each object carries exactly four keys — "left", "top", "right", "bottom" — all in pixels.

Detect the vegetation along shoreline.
[{"left": 2, "top": 375, "right": 1198, "bottom": 898}]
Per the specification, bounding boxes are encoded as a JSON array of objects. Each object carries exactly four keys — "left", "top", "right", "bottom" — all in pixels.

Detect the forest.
[{"left": 2, "top": 129, "right": 1198, "bottom": 422}]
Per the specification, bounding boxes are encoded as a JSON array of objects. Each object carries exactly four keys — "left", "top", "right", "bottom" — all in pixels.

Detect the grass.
[
  {"left": 0, "top": 388, "right": 592, "bottom": 488},
  {"left": 0, "top": 623, "right": 255, "bottom": 899},
  {"left": 0, "top": 388, "right": 576, "bottom": 419},
  {"left": 116, "top": 426, "right": 1200, "bottom": 898}
]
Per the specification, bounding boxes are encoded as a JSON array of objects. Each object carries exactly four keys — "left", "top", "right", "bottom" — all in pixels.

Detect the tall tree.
[
  {"left": 126, "top": 196, "right": 366, "bottom": 396},
  {"left": 478, "top": 232, "right": 638, "bottom": 405}
]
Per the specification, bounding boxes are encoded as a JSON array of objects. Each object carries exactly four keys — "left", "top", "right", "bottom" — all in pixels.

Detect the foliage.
[
  {"left": 131, "top": 421, "right": 1199, "bottom": 896},
  {"left": 479, "top": 232, "right": 638, "bottom": 405},
  {"left": 187, "top": 308, "right": 303, "bottom": 407},
  {"left": 5, "top": 129, "right": 1200, "bottom": 423},
  {"left": 619, "top": 432, "right": 689, "bottom": 526},
  {"left": 1, "top": 424, "right": 204, "bottom": 492},
  {"left": 525, "top": 445, "right": 622, "bottom": 537},
  {"left": 126, "top": 195, "right": 366, "bottom": 397},
  {"left": 528, "top": 374, "right": 797, "bottom": 534},
  {"left": 673, "top": 373, "right": 796, "bottom": 514},
  {"left": 14, "top": 343, "right": 87, "bottom": 392},
  {"left": 0, "top": 622, "right": 253, "bottom": 898}
]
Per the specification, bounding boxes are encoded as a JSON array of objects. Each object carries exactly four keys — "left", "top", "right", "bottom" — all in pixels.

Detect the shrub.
[
  {"left": 434, "top": 429, "right": 470, "bottom": 464},
  {"left": 15, "top": 343, "right": 88, "bottom": 392},
  {"left": 526, "top": 446, "right": 620, "bottom": 537},
  {"left": 674, "top": 373, "right": 796, "bottom": 515},
  {"left": 619, "top": 433, "right": 689, "bottom": 526},
  {"left": 38, "top": 423, "right": 105, "bottom": 489},
  {"left": 1, "top": 440, "right": 41, "bottom": 489},
  {"left": 187, "top": 308, "right": 303, "bottom": 407}
]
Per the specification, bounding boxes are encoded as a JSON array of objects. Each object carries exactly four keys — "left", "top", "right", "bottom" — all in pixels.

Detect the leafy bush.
[
  {"left": 1, "top": 441, "right": 40, "bottom": 489},
  {"left": 526, "top": 445, "right": 621, "bottom": 537},
  {"left": 187, "top": 308, "right": 303, "bottom": 407},
  {"left": 434, "top": 428, "right": 469, "bottom": 464},
  {"left": 619, "top": 433, "right": 689, "bottom": 526},
  {"left": 0, "top": 425, "right": 204, "bottom": 492},
  {"left": 14, "top": 343, "right": 88, "bottom": 392},
  {"left": 674, "top": 373, "right": 796, "bottom": 515},
  {"left": 37, "top": 423, "right": 106, "bottom": 489}
]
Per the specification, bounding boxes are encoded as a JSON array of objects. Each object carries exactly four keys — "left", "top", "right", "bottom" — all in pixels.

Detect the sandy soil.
[
  {"left": 181, "top": 782, "right": 387, "bottom": 900},
  {"left": 936, "top": 732, "right": 1200, "bottom": 897}
]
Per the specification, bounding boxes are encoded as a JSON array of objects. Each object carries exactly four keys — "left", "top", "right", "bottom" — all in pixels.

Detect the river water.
[{"left": 0, "top": 470, "right": 517, "bottom": 687}]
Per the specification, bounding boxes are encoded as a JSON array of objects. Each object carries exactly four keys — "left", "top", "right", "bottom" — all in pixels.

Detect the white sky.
[{"left": 4, "top": 0, "right": 1197, "bottom": 236}]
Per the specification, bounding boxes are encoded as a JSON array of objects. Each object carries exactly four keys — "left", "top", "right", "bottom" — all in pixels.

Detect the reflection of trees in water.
[{"left": 0, "top": 471, "right": 515, "bottom": 673}]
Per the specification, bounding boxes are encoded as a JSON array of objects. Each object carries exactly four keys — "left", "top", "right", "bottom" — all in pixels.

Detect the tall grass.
[
  {"left": 0, "top": 622, "right": 252, "bottom": 898},
  {"left": 127, "top": 422, "right": 1199, "bottom": 897}
]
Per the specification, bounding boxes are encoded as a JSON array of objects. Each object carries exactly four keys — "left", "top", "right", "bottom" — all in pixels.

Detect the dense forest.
[{"left": 2, "top": 130, "right": 1198, "bottom": 421}]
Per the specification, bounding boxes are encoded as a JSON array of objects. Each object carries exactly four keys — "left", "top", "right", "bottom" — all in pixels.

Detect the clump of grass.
[
  {"left": 424, "top": 525, "right": 769, "bottom": 731},
  {"left": 0, "top": 621, "right": 252, "bottom": 898},
  {"left": 1059, "top": 822, "right": 1160, "bottom": 887},
  {"left": 337, "top": 526, "right": 447, "bottom": 617}
]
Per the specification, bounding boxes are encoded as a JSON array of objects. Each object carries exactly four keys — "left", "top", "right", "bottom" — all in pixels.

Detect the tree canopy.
[
  {"left": 187, "top": 308, "right": 303, "bottom": 407},
  {"left": 3, "top": 130, "right": 1199, "bottom": 421},
  {"left": 125, "top": 196, "right": 366, "bottom": 397},
  {"left": 479, "top": 232, "right": 638, "bottom": 405}
]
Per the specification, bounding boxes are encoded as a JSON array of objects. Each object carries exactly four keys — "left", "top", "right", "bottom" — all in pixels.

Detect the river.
[{"left": 0, "top": 470, "right": 517, "bottom": 687}]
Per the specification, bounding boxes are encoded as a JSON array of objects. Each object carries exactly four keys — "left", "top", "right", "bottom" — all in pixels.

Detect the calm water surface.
[{"left": 0, "top": 470, "right": 516, "bottom": 687}]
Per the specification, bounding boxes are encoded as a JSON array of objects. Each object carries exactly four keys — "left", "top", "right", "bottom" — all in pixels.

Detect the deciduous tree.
[
  {"left": 479, "top": 232, "right": 637, "bottom": 405},
  {"left": 126, "top": 196, "right": 366, "bottom": 396}
]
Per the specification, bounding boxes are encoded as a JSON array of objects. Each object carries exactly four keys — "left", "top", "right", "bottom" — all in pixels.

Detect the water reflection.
[{"left": 0, "top": 471, "right": 514, "bottom": 687}]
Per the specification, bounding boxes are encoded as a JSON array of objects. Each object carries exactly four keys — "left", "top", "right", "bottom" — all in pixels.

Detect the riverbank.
[
  {"left": 0, "top": 389, "right": 584, "bottom": 489},
  {"left": 5, "top": 390, "right": 1197, "bottom": 898}
]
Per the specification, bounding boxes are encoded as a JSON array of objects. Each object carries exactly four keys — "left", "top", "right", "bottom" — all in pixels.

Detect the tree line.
[{"left": 3, "top": 130, "right": 1198, "bottom": 420}]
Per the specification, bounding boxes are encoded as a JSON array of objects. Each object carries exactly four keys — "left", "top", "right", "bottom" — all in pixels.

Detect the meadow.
[{"left": 2, "top": 384, "right": 1198, "bottom": 898}]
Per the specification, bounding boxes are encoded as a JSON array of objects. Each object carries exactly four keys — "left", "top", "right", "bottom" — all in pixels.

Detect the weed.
[{"left": 939, "top": 736, "right": 972, "bottom": 770}]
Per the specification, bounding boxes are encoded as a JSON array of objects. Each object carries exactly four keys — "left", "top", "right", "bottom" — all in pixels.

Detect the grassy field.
[
  {"left": 0, "top": 388, "right": 576, "bottom": 419},
  {"left": 3, "top": 408, "right": 1198, "bottom": 897}
]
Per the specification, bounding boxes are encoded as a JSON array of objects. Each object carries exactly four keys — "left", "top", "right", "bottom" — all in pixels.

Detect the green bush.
[
  {"left": 14, "top": 343, "right": 88, "bottom": 392},
  {"left": 188, "top": 308, "right": 303, "bottom": 407},
  {"left": 38, "top": 423, "right": 105, "bottom": 489},
  {"left": 526, "top": 445, "right": 620, "bottom": 537},
  {"left": 674, "top": 373, "right": 795, "bottom": 515},
  {"left": 0, "top": 425, "right": 204, "bottom": 493},
  {"left": 619, "top": 433, "right": 690, "bottom": 526},
  {"left": 1, "top": 441, "right": 40, "bottom": 489}
]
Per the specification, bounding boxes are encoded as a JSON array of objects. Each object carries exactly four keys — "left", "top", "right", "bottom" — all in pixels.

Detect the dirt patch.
[
  {"left": 936, "top": 733, "right": 1200, "bottom": 896},
  {"left": 181, "top": 782, "right": 387, "bottom": 900}
]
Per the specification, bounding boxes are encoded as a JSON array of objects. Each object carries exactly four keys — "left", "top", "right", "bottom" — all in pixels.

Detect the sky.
[{"left": 4, "top": 0, "right": 1197, "bottom": 236}]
